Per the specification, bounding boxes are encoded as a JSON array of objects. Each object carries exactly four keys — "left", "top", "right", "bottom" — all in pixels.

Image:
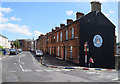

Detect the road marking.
[
  {"left": 62, "top": 69, "right": 71, "bottom": 71},
  {"left": 87, "top": 72, "right": 96, "bottom": 74},
  {"left": 13, "top": 63, "right": 17, "bottom": 64},
  {"left": 18, "top": 57, "right": 21, "bottom": 63},
  {"left": 56, "top": 70, "right": 61, "bottom": 72},
  {"left": 9, "top": 71, "right": 16, "bottom": 72},
  {"left": 45, "top": 70, "right": 54, "bottom": 72},
  {"left": 107, "top": 75, "right": 112, "bottom": 78},
  {"left": 112, "top": 77, "right": 118, "bottom": 81},
  {"left": 24, "top": 69, "right": 32, "bottom": 72},
  {"left": 35, "top": 70, "right": 43, "bottom": 72},
  {"left": 19, "top": 64, "right": 25, "bottom": 72},
  {"left": 9, "top": 56, "right": 14, "bottom": 57},
  {"left": 99, "top": 76, "right": 104, "bottom": 78}
]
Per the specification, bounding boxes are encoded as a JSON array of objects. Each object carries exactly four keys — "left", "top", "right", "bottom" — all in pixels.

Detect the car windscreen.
[
  {"left": 37, "top": 50, "right": 42, "bottom": 53},
  {"left": 11, "top": 49, "right": 15, "bottom": 51}
]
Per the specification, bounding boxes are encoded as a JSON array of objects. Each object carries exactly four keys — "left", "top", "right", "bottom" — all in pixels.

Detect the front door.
[{"left": 65, "top": 47, "right": 67, "bottom": 61}]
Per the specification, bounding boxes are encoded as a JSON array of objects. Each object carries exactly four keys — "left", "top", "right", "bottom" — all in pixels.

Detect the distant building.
[
  {"left": 0, "top": 34, "right": 11, "bottom": 49},
  {"left": 18, "top": 39, "right": 34, "bottom": 51},
  {"left": 36, "top": 1, "right": 116, "bottom": 68},
  {"left": 116, "top": 43, "right": 120, "bottom": 55}
]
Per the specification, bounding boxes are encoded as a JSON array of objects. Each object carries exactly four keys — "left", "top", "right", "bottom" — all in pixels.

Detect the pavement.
[
  {"left": 1, "top": 51, "right": 120, "bottom": 82},
  {"left": 32, "top": 52, "right": 76, "bottom": 66},
  {"left": 32, "top": 52, "right": 118, "bottom": 72}
]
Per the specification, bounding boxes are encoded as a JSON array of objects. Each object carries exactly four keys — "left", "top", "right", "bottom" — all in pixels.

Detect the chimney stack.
[
  {"left": 76, "top": 12, "right": 84, "bottom": 19},
  {"left": 91, "top": 1, "right": 101, "bottom": 12},
  {"left": 52, "top": 29, "right": 55, "bottom": 32},
  {"left": 60, "top": 24, "right": 65, "bottom": 28},
  {"left": 67, "top": 19, "right": 73, "bottom": 24},
  {"left": 55, "top": 27, "right": 59, "bottom": 30}
]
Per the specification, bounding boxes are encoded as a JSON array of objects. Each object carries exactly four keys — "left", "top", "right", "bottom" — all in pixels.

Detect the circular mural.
[{"left": 93, "top": 35, "right": 103, "bottom": 48}]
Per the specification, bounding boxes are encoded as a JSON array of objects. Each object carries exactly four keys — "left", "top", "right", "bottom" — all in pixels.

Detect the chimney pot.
[
  {"left": 60, "top": 24, "right": 65, "bottom": 28},
  {"left": 55, "top": 27, "right": 59, "bottom": 30},
  {"left": 67, "top": 19, "right": 73, "bottom": 24},
  {"left": 76, "top": 12, "right": 84, "bottom": 19},
  {"left": 52, "top": 29, "right": 55, "bottom": 32}
]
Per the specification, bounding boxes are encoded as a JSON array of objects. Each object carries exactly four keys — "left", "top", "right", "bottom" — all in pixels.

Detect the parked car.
[
  {"left": 29, "top": 49, "right": 34, "bottom": 52},
  {"left": 33, "top": 49, "right": 37, "bottom": 53},
  {"left": 10, "top": 49, "right": 18, "bottom": 55},
  {"left": 36, "top": 50, "right": 43, "bottom": 56},
  {"left": 18, "top": 49, "right": 22, "bottom": 53}
]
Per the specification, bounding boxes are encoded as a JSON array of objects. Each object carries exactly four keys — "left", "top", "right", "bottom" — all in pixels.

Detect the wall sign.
[{"left": 93, "top": 35, "right": 103, "bottom": 48}]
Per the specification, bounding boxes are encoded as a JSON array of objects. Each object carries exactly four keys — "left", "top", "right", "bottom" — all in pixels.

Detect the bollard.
[{"left": 40, "top": 56, "right": 43, "bottom": 64}]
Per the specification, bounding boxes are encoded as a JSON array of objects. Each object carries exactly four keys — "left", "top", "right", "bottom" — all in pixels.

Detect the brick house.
[
  {"left": 36, "top": 1, "right": 116, "bottom": 68},
  {"left": 19, "top": 39, "right": 34, "bottom": 51}
]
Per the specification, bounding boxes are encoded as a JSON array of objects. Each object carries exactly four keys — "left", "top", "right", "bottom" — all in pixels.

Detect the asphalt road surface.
[{"left": 1, "top": 51, "right": 119, "bottom": 82}]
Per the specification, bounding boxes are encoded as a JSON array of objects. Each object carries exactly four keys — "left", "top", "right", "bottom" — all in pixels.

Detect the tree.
[
  {"left": 13, "top": 41, "right": 20, "bottom": 49},
  {"left": 0, "top": 46, "right": 3, "bottom": 49}
]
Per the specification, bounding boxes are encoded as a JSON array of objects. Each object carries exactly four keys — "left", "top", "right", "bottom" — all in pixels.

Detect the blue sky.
[{"left": 0, "top": 2, "right": 119, "bottom": 42}]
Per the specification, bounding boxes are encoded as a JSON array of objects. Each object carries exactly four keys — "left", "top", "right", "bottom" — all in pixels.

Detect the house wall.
[{"left": 45, "top": 21, "right": 80, "bottom": 64}]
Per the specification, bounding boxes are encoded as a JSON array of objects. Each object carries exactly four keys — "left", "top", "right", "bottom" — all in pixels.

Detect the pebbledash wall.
[{"left": 36, "top": 1, "right": 116, "bottom": 69}]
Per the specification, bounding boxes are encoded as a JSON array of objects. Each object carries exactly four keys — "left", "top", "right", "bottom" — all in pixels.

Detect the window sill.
[
  {"left": 69, "top": 57, "right": 73, "bottom": 59},
  {"left": 65, "top": 39, "right": 68, "bottom": 41},
  {"left": 70, "top": 38, "right": 74, "bottom": 40}
]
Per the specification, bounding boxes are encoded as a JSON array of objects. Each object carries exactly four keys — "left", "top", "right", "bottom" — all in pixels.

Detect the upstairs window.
[
  {"left": 60, "top": 32, "right": 62, "bottom": 42},
  {"left": 54, "top": 36, "right": 55, "bottom": 43},
  {"left": 57, "top": 33, "right": 59, "bottom": 42},
  {"left": 66, "top": 30, "right": 68, "bottom": 40},
  {"left": 71, "top": 28, "right": 74, "bottom": 39}
]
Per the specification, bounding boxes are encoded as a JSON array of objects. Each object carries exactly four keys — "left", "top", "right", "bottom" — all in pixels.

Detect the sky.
[{"left": 0, "top": 0, "right": 119, "bottom": 42}]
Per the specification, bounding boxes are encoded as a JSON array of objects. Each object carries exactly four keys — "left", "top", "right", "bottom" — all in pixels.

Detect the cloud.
[
  {"left": 34, "top": 31, "right": 44, "bottom": 37},
  {"left": 10, "top": 16, "right": 21, "bottom": 21},
  {"left": 0, "top": 23, "right": 32, "bottom": 36},
  {"left": 109, "top": 11, "right": 114, "bottom": 14},
  {"left": 0, "top": 7, "right": 13, "bottom": 13},
  {"left": 62, "top": 20, "right": 66, "bottom": 24},
  {"left": 2, "top": 0, "right": 119, "bottom": 2},
  {"left": 0, "top": 12, "right": 4, "bottom": 17},
  {"left": 66, "top": 10, "right": 74, "bottom": 16},
  {"left": 104, "top": 13, "right": 109, "bottom": 18}
]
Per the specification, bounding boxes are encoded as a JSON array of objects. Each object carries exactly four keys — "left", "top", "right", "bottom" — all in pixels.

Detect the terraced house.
[{"left": 36, "top": 1, "right": 116, "bottom": 69}]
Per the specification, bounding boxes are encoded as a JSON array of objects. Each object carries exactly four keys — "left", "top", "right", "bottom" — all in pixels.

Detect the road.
[{"left": 1, "top": 51, "right": 119, "bottom": 82}]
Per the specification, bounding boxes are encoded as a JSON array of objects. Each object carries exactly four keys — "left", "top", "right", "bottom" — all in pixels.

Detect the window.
[
  {"left": 60, "top": 32, "right": 62, "bottom": 42},
  {"left": 57, "top": 33, "right": 59, "bottom": 42},
  {"left": 54, "top": 36, "right": 55, "bottom": 43},
  {"left": 50, "top": 48, "right": 51, "bottom": 55},
  {"left": 66, "top": 30, "right": 68, "bottom": 40},
  {"left": 58, "top": 46, "right": 59, "bottom": 56},
  {"left": 71, "top": 28, "right": 74, "bottom": 39},
  {"left": 70, "top": 46, "right": 72, "bottom": 58}
]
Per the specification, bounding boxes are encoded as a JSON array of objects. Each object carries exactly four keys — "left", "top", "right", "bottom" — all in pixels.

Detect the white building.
[{"left": 0, "top": 34, "right": 10, "bottom": 49}]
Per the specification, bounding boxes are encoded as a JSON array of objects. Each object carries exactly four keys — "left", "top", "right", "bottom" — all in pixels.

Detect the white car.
[{"left": 36, "top": 50, "right": 43, "bottom": 56}]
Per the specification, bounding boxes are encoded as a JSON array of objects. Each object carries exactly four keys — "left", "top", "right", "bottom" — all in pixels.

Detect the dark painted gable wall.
[{"left": 79, "top": 11, "right": 115, "bottom": 69}]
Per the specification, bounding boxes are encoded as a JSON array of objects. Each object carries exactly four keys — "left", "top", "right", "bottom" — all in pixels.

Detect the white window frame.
[
  {"left": 60, "top": 32, "right": 62, "bottom": 42},
  {"left": 66, "top": 30, "right": 68, "bottom": 40},
  {"left": 71, "top": 28, "right": 74, "bottom": 39},
  {"left": 70, "top": 46, "right": 73, "bottom": 58},
  {"left": 50, "top": 47, "right": 51, "bottom": 55},
  {"left": 54, "top": 36, "right": 55, "bottom": 43},
  {"left": 57, "top": 33, "right": 59, "bottom": 42},
  {"left": 58, "top": 46, "right": 59, "bottom": 56}
]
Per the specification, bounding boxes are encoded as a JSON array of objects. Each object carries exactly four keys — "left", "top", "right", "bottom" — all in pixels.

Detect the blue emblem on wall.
[{"left": 93, "top": 35, "right": 103, "bottom": 48}]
